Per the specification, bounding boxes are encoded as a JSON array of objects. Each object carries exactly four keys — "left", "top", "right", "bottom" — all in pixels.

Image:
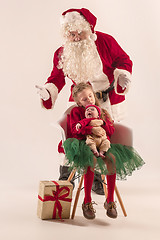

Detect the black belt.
[{"left": 96, "top": 80, "right": 115, "bottom": 102}]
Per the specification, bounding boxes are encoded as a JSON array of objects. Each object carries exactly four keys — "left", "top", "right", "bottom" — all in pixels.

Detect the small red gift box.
[{"left": 37, "top": 180, "right": 73, "bottom": 220}]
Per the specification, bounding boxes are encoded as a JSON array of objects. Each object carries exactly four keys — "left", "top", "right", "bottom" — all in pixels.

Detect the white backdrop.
[{"left": 1, "top": 0, "right": 160, "bottom": 189}]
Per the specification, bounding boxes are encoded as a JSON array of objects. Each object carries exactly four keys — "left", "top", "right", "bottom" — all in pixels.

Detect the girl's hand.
[
  {"left": 92, "top": 127, "right": 105, "bottom": 137},
  {"left": 76, "top": 123, "right": 82, "bottom": 131}
]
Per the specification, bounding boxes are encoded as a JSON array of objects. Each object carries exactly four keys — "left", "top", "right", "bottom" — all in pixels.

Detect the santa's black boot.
[
  {"left": 92, "top": 171, "right": 104, "bottom": 195},
  {"left": 58, "top": 165, "right": 75, "bottom": 189}
]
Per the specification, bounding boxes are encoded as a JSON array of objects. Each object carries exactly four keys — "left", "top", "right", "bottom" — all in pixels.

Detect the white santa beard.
[{"left": 59, "top": 39, "right": 103, "bottom": 83}]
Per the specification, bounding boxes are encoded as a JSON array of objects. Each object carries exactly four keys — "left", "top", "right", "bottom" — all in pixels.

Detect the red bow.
[{"left": 38, "top": 181, "right": 72, "bottom": 219}]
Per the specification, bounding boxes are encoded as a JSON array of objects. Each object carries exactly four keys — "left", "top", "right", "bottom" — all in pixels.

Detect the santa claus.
[
  {"left": 36, "top": 8, "right": 133, "bottom": 194},
  {"left": 36, "top": 8, "right": 132, "bottom": 120}
]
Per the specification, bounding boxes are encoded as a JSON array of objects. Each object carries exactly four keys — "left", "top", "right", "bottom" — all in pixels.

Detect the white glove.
[
  {"left": 35, "top": 85, "right": 50, "bottom": 101},
  {"left": 118, "top": 74, "right": 131, "bottom": 90}
]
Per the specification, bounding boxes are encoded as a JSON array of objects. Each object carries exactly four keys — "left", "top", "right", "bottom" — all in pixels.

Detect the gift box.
[{"left": 37, "top": 180, "right": 73, "bottom": 220}]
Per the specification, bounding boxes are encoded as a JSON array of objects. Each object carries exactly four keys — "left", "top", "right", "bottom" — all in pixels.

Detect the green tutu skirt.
[{"left": 63, "top": 138, "right": 145, "bottom": 180}]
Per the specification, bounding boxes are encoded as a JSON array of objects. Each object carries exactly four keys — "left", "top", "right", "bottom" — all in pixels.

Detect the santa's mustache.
[
  {"left": 64, "top": 38, "right": 95, "bottom": 52},
  {"left": 58, "top": 38, "right": 101, "bottom": 82}
]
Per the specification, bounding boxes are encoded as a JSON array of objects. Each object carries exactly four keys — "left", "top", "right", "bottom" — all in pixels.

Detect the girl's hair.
[{"left": 72, "top": 82, "right": 113, "bottom": 123}]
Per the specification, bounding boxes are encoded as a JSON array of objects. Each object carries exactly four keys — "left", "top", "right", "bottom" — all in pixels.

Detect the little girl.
[{"left": 63, "top": 82, "right": 145, "bottom": 220}]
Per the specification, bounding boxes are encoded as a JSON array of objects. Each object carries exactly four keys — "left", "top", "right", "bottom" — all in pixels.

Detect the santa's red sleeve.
[
  {"left": 41, "top": 47, "right": 66, "bottom": 109},
  {"left": 103, "top": 33, "right": 133, "bottom": 95}
]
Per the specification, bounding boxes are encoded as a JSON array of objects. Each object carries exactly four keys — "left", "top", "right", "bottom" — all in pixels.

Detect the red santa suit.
[{"left": 41, "top": 8, "right": 133, "bottom": 122}]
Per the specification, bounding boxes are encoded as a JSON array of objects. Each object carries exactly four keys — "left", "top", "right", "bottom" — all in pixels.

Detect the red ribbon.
[{"left": 38, "top": 181, "right": 72, "bottom": 219}]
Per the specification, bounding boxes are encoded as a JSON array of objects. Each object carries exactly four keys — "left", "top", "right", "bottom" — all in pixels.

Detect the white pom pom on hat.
[{"left": 89, "top": 33, "right": 97, "bottom": 41}]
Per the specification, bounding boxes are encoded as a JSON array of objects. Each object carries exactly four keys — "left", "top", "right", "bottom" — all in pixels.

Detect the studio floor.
[{"left": 1, "top": 172, "right": 160, "bottom": 240}]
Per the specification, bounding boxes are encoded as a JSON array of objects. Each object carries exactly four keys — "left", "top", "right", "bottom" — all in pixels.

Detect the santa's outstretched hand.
[
  {"left": 118, "top": 74, "right": 131, "bottom": 90},
  {"left": 35, "top": 85, "right": 50, "bottom": 101}
]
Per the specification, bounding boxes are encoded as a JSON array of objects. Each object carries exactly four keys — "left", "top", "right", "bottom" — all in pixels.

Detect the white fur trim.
[
  {"left": 60, "top": 11, "right": 85, "bottom": 25},
  {"left": 111, "top": 101, "right": 127, "bottom": 122},
  {"left": 100, "top": 97, "right": 113, "bottom": 119},
  {"left": 113, "top": 68, "right": 132, "bottom": 95},
  {"left": 44, "top": 83, "right": 58, "bottom": 108}
]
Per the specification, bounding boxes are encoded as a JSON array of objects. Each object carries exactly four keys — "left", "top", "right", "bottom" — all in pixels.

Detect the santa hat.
[
  {"left": 85, "top": 104, "right": 101, "bottom": 117},
  {"left": 61, "top": 8, "right": 97, "bottom": 41}
]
